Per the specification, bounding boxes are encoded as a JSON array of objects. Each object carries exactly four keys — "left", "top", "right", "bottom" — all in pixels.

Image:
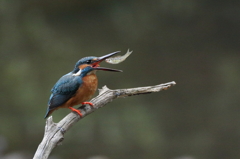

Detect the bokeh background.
[{"left": 1, "top": 0, "right": 240, "bottom": 159}]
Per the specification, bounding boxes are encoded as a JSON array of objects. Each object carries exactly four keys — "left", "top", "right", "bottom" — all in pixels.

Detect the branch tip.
[
  {"left": 99, "top": 85, "right": 110, "bottom": 94},
  {"left": 46, "top": 116, "right": 54, "bottom": 126}
]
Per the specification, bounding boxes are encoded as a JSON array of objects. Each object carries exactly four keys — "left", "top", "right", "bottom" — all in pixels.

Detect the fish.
[{"left": 105, "top": 49, "right": 133, "bottom": 64}]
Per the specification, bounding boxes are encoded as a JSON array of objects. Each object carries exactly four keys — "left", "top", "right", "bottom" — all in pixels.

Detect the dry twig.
[{"left": 33, "top": 81, "right": 176, "bottom": 159}]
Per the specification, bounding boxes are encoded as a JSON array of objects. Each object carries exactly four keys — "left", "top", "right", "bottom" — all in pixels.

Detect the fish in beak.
[{"left": 91, "top": 51, "right": 123, "bottom": 72}]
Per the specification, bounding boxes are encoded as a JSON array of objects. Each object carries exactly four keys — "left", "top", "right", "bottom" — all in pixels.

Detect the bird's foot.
[
  {"left": 81, "top": 102, "right": 94, "bottom": 107},
  {"left": 68, "top": 107, "right": 83, "bottom": 117}
]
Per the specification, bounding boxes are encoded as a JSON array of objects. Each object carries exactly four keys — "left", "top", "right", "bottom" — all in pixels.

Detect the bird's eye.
[{"left": 86, "top": 60, "right": 92, "bottom": 64}]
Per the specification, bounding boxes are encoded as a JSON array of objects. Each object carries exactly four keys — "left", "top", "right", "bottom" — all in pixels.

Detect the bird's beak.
[{"left": 91, "top": 51, "right": 123, "bottom": 72}]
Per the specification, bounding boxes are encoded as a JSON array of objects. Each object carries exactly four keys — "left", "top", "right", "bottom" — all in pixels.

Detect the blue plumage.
[
  {"left": 45, "top": 66, "right": 94, "bottom": 118},
  {"left": 48, "top": 73, "right": 81, "bottom": 107}
]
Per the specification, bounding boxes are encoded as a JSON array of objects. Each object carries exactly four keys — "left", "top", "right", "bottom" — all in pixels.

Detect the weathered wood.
[{"left": 33, "top": 81, "right": 176, "bottom": 159}]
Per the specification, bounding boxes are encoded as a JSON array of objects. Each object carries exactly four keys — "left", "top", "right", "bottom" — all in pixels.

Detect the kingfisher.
[{"left": 44, "top": 51, "right": 122, "bottom": 119}]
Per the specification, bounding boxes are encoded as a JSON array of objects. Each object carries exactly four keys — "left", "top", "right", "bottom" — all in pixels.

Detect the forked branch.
[{"left": 33, "top": 81, "right": 176, "bottom": 159}]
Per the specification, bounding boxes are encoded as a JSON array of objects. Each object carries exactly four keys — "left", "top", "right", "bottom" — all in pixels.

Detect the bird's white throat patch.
[{"left": 73, "top": 69, "right": 82, "bottom": 76}]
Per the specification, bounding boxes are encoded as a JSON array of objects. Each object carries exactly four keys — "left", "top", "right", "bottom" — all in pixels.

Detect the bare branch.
[{"left": 33, "top": 81, "right": 176, "bottom": 159}]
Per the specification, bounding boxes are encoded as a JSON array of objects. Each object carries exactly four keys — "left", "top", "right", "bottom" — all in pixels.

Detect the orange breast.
[{"left": 63, "top": 74, "right": 98, "bottom": 108}]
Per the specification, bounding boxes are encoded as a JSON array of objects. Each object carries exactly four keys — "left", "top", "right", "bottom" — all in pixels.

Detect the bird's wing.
[{"left": 48, "top": 74, "right": 82, "bottom": 110}]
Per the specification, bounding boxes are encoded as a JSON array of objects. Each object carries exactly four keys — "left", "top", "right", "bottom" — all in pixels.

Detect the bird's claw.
[
  {"left": 81, "top": 102, "right": 94, "bottom": 107},
  {"left": 69, "top": 107, "right": 83, "bottom": 117}
]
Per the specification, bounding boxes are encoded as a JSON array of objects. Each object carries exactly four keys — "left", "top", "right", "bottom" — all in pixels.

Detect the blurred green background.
[{"left": 1, "top": 0, "right": 240, "bottom": 159}]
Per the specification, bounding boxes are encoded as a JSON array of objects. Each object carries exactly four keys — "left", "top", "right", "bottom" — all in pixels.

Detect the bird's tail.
[{"left": 44, "top": 108, "right": 55, "bottom": 119}]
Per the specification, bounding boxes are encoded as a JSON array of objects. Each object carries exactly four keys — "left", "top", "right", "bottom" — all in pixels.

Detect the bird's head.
[{"left": 72, "top": 51, "right": 122, "bottom": 76}]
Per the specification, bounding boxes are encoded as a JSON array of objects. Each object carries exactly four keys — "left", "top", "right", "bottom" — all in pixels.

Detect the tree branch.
[{"left": 33, "top": 81, "right": 176, "bottom": 159}]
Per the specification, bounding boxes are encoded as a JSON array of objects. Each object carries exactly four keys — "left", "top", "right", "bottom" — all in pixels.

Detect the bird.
[{"left": 44, "top": 51, "right": 122, "bottom": 119}]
